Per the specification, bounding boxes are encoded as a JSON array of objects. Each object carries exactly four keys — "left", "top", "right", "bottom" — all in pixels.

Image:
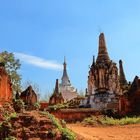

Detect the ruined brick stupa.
[
  {"left": 82, "top": 33, "right": 124, "bottom": 109},
  {"left": 0, "top": 63, "right": 12, "bottom": 105}
]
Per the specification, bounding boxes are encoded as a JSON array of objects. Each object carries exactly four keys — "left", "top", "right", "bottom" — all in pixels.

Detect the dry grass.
[{"left": 82, "top": 116, "right": 140, "bottom": 126}]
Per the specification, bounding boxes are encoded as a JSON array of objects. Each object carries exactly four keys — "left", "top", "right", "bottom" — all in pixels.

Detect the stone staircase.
[{"left": 10, "top": 111, "right": 61, "bottom": 140}]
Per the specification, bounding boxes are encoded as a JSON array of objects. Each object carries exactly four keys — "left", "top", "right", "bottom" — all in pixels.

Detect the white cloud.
[{"left": 14, "top": 52, "right": 63, "bottom": 71}]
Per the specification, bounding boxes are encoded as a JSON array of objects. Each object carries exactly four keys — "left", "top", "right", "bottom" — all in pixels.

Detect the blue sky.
[{"left": 0, "top": 0, "right": 140, "bottom": 97}]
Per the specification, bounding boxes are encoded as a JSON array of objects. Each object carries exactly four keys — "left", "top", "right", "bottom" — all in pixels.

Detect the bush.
[
  {"left": 5, "top": 136, "right": 17, "bottom": 140},
  {"left": 34, "top": 102, "right": 41, "bottom": 110},
  {"left": 103, "top": 109, "right": 121, "bottom": 119},
  {"left": 0, "top": 121, "right": 12, "bottom": 139},
  {"left": 83, "top": 116, "right": 98, "bottom": 125},
  {"left": 47, "top": 129, "right": 56, "bottom": 138},
  {"left": 83, "top": 115, "right": 140, "bottom": 126},
  {"left": 41, "top": 111, "right": 76, "bottom": 140},
  {"left": 21, "top": 127, "right": 29, "bottom": 140},
  {"left": 99, "top": 116, "right": 140, "bottom": 125},
  {"left": 48, "top": 103, "right": 69, "bottom": 111},
  {"left": 10, "top": 112, "right": 17, "bottom": 119},
  {"left": 99, "top": 116, "right": 118, "bottom": 125},
  {"left": 13, "top": 99, "right": 25, "bottom": 113},
  {"left": 61, "top": 119, "right": 66, "bottom": 128},
  {"left": 61, "top": 128, "right": 76, "bottom": 140},
  {"left": 0, "top": 102, "right": 15, "bottom": 121}
]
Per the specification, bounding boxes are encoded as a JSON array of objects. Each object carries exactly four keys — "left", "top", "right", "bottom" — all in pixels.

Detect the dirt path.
[{"left": 67, "top": 124, "right": 140, "bottom": 140}]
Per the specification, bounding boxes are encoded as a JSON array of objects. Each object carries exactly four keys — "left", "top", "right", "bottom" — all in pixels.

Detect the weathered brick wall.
[
  {"left": 40, "top": 102, "right": 49, "bottom": 110},
  {"left": 50, "top": 108, "right": 101, "bottom": 122},
  {"left": 118, "top": 96, "right": 130, "bottom": 116},
  {"left": 0, "top": 65, "right": 12, "bottom": 104}
]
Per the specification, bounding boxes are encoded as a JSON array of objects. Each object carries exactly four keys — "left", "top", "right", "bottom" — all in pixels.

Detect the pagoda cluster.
[
  {"left": 49, "top": 58, "right": 78, "bottom": 106},
  {"left": 81, "top": 33, "right": 140, "bottom": 115},
  {"left": 0, "top": 32, "right": 140, "bottom": 115},
  {"left": 0, "top": 63, "right": 38, "bottom": 109}
]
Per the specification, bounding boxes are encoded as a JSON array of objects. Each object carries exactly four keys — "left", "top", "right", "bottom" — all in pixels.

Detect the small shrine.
[{"left": 49, "top": 79, "right": 64, "bottom": 105}]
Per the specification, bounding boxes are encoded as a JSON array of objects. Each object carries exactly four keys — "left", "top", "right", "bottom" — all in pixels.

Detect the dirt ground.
[{"left": 67, "top": 124, "right": 140, "bottom": 140}]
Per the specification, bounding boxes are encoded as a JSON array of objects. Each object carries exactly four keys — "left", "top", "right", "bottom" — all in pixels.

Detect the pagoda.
[
  {"left": 20, "top": 85, "right": 38, "bottom": 109},
  {"left": 83, "top": 33, "right": 122, "bottom": 109},
  {"left": 49, "top": 79, "right": 64, "bottom": 105},
  {"left": 59, "top": 58, "right": 78, "bottom": 102}
]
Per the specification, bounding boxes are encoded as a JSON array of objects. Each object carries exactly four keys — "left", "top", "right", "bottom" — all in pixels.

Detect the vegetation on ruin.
[
  {"left": 1, "top": 108, "right": 74, "bottom": 139},
  {"left": 48, "top": 99, "right": 83, "bottom": 111},
  {"left": 0, "top": 103, "right": 18, "bottom": 139},
  {"left": 0, "top": 51, "right": 21, "bottom": 93},
  {"left": 46, "top": 128, "right": 57, "bottom": 138},
  {"left": 48, "top": 103, "right": 69, "bottom": 111},
  {"left": 40, "top": 111, "right": 76, "bottom": 140},
  {"left": 13, "top": 99, "right": 25, "bottom": 113},
  {"left": 101, "top": 109, "right": 123, "bottom": 119},
  {"left": 0, "top": 102, "right": 16, "bottom": 121},
  {"left": 82, "top": 115, "right": 140, "bottom": 126},
  {"left": 34, "top": 102, "right": 41, "bottom": 110},
  {"left": 5, "top": 136, "right": 17, "bottom": 140}
]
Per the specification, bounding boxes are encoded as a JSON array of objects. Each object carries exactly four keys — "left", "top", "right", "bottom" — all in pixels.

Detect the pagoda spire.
[
  {"left": 54, "top": 79, "right": 59, "bottom": 94},
  {"left": 91, "top": 56, "right": 95, "bottom": 67},
  {"left": 96, "top": 33, "right": 110, "bottom": 64},
  {"left": 63, "top": 56, "right": 68, "bottom": 78},
  {"left": 63, "top": 56, "right": 67, "bottom": 71},
  {"left": 119, "top": 60, "right": 127, "bottom": 87},
  {"left": 61, "top": 57, "right": 71, "bottom": 86}
]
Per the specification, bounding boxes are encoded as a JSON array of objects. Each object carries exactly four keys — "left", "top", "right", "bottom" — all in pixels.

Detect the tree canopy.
[{"left": 0, "top": 51, "right": 22, "bottom": 93}]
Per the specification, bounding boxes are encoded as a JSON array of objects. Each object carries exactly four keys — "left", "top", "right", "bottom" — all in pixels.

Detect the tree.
[{"left": 0, "top": 51, "right": 21, "bottom": 93}]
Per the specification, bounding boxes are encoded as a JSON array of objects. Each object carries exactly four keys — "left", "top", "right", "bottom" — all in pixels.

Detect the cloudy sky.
[{"left": 0, "top": 0, "right": 140, "bottom": 97}]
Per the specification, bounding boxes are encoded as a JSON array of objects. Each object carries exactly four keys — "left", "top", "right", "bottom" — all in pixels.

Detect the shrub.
[
  {"left": 39, "top": 111, "right": 48, "bottom": 116},
  {"left": 99, "top": 116, "right": 140, "bottom": 125},
  {"left": 10, "top": 112, "right": 17, "bottom": 119},
  {"left": 5, "top": 136, "right": 17, "bottom": 140},
  {"left": 61, "top": 128, "right": 76, "bottom": 140},
  {"left": 41, "top": 111, "right": 76, "bottom": 140},
  {"left": 118, "top": 117, "right": 140, "bottom": 125},
  {"left": 99, "top": 116, "right": 118, "bottom": 125},
  {"left": 83, "top": 115, "right": 140, "bottom": 126},
  {"left": 47, "top": 129, "right": 56, "bottom": 138},
  {"left": 83, "top": 116, "right": 98, "bottom": 125},
  {"left": 13, "top": 99, "right": 25, "bottom": 113},
  {"left": 21, "top": 127, "right": 29, "bottom": 140},
  {"left": 61, "top": 119, "right": 66, "bottom": 128},
  {"left": 48, "top": 103, "right": 69, "bottom": 111},
  {"left": 1, "top": 102, "right": 15, "bottom": 121},
  {"left": 102, "top": 109, "right": 121, "bottom": 119},
  {"left": 34, "top": 102, "right": 41, "bottom": 110},
  {"left": 0, "top": 121, "right": 12, "bottom": 139}
]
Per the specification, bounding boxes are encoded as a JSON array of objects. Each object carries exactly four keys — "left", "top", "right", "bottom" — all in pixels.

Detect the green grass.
[
  {"left": 5, "top": 136, "right": 17, "bottom": 140},
  {"left": 83, "top": 116, "right": 98, "bottom": 125},
  {"left": 48, "top": 103, "right": 69, "bottom": 111},
  {"left": 9, "top": 112, "right": 17, "bottom": 119},
  {"left": 40, "top": 111, "right": 76, "bottom": 140},
  {"left": 83, "top": 116, "right": 140, "bottom": 126}
]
